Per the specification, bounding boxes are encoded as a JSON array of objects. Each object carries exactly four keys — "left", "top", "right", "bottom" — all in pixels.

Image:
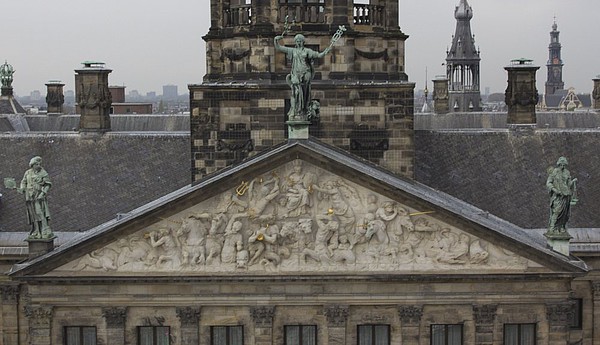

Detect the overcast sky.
[{"left": 3, "top": 0, "right": 599, "bottom": 97}]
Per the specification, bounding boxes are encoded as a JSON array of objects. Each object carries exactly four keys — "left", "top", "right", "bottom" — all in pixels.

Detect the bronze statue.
[
  {"left": 546, "top": 156, "right": 577, "bottom": 236},
  {"left": 274, "top": 20, "right": 346, "bottom": 120},
  {"left": 19, "top": 156, "right": 53, "bottom": 239}
]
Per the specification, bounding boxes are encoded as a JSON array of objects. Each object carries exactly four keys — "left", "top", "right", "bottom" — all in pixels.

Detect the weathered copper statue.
[
  {"left": 545, "top": 156, "right": 577, "bottom": 237},
  {"left": 19, "top": 156, "right": 54, "bottom": 239}
]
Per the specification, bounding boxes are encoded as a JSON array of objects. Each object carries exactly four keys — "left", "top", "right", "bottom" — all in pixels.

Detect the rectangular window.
[
  {"left": 504, "top": 324, "right": 536, "bottom": 345},
  {"left": 138, "top": 326, "right": 170, "bottom": 345},
  {"left": 64, "top": 326, "right": 96, "bottom": 345},
  {"left": 431, "top": 324, "right": 463, "bottom": 345},
  {"left": 285, "top": 325, "right": 317, "bottom": 345},
  {"left": 211, "top": 326, "right": 244, "bottom": 345},
  {"left": 357, "top": 324, "right": 390, "bottom": 345},
  {"left": 571, "top": 298, "right": 583, "bottom": 330}
]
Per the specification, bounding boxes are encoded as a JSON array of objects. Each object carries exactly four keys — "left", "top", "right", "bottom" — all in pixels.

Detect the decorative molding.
[
  {"left": 24, "top": 305, "right": 53, "bottom": 328},
  {"left": 1, "top": 284, "right": 19, "bottom": 303},
  {"left": 324, "top": 305, "right": 349, "bottom": 327},
  {"left": 102, "top": 307, "right": 128, "bottom": 328},
  {"left": 222, "top": 48, "right": 251, "bottom": 62},
  {"left": 592, "top": 282, "right": 600, "bottom": 298},
  {"left": 355, "top": 48, "right": 389, "bottom": 61},
  {"left": 397, "top": 305, "right": 423, "bottom": 326},
  {"left": 250, "top": 306, "right": 275, "bottom": 327},
  {"left": 216, "top": 138, "right": 254, "bottom": 152},
  {"left": 546, "top": 302, "right": 574, "bottom": 326},
  {"left": 176, "top": 307, "right": 201, "bottom": 327},
  {"left": 473, "top": 304, "right": 497, "bottom": 325}
]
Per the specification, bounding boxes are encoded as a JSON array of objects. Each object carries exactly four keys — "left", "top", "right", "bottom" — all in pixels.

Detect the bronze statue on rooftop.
[
  {"left": 18, "top": 156, "right": 54, "bottom": 239},
  {"left": 274, "top": 19, "right": 346, "bottom": 121},
  {"left": 545, "top": 156, "right": 577, "bottom": 238},
  {"left": 0, "top": 61, "right": 15, "bottom": 89}
]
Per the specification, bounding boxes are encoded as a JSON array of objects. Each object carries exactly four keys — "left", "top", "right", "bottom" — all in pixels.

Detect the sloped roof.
[{"left": 10, "top": 138, "right": 587, "bottom": 278}]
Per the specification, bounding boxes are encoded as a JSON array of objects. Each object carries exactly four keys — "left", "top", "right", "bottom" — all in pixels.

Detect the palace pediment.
[{"left": 10, "top": 139, "right": 586, "bottom": 278}]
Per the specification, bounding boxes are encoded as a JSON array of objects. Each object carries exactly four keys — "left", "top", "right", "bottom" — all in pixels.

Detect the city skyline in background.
[{"left": 3, "top": 0, "right": 599, "bottom": 97}]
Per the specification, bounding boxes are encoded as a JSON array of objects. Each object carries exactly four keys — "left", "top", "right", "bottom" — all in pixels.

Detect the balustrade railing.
[
  {"left": 353, "top": 4, "right": 385, "bottom": 26},
  {"left": 278, "top": 4, "right": 326, "bottom": 24},
  {"left": 224, "top": 5, "right": 253, "bottom": 27}
]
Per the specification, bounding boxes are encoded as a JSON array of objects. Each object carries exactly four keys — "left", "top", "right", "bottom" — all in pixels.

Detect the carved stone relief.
[
  {"left": 103, "top": 307, "right": 128, "bottom": 328},
  {"left": 57, "top": 160, "right": 533, "bottom": 274},
  {"left": 397, "top": 305, "right": 423, "bottom": 326},
  {"left": 324, "top": 305, "right": 349, "bottom": 327},
  {"left": 24, "top": 305, "right": 53, "bottom": 328},
  {"left": 176, "top": 307, "right": 201, "bottom": 327},
  {"left": 250, "top": 306, "right": 275, "bottom": 327},
  {"left": 473, "top": 304, "right": 497, "bottom": 325}
]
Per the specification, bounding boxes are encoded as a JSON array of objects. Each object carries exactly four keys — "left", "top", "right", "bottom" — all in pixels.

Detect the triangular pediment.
[{"left": 11, "top": 140, "right": 586, "bottom": 278}]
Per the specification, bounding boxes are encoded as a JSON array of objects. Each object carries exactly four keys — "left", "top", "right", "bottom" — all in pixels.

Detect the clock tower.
[{"left": 545, "top": 20, "right": 564, "bottom": 96}]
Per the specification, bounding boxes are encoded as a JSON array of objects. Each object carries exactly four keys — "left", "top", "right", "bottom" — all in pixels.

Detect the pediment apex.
[{"left": 10, "top": 139, "right": 587, "bottom": 278}]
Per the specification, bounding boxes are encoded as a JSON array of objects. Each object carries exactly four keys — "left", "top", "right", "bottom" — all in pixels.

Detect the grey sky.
[{"left": 3, "top": 0, "right": 599, "bottom": 97}]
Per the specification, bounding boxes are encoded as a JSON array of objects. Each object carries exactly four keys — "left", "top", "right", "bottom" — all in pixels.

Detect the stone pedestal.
[
  {"left": 398, "top": 305, "right": 423, "bottom": 345},
  {"left": 102, "top": 307, "right": 127, "bottom": 345},
  {"left": 176, "top": 307, "right": 201, "bottom": 345},
  {"left": 45, "top": 81, "right": 65, "bottom": 114},
  {"left": 24, "top": 305, "right": 53, "bottom": 345},
  {"left": 75, "top": 62, "right": 112, "bottom": 134},
  {"left": 26, "top": 236, "right": 56, "bottom": 259},
  {"left": 504, "top": 59, "right": 540, "bottom": 125},
  {"left": 544, "top": 232, "right": 571, "bottom": 256},
  {"left": 250, "top": 306, "right": 274, "bottom": 345},
  {"left": 324, "top": 305, "right": 348, "bottom": 345},
  {"left": 287, "top": 120, "right": 311, "bottom": 140}
]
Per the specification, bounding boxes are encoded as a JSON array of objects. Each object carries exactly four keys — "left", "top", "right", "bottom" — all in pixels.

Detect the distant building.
[
  {"left": 30, "top": 90, "right": 42, "bottom": 101},
  {"left": 146, "top": 91, "right": 156, "bottom": 98},
  {"left": 545, "top": 21, "right": 565, "bottom": 96},
  {"left": 162, "top": 84, "right": 178, "bottom": 99},
  {"left": 445, "top": 0, "right": 481, "bottom": 112}
]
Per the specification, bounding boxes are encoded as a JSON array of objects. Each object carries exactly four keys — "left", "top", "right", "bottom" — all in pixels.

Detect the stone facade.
[{"left": 190, "top": 0, "right": 414, "bottom": 181}]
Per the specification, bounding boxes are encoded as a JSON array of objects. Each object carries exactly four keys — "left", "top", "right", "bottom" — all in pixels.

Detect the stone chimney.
[
  {"left": 592, "top": 75, "right": 600, "bottom": 110},
  {"left": 432, "top": 76, "right": 449, "bottom": 114},
  {"left": 75, "top": 61, "right": 112, "bottom": 135},
  {"left": 504, "top": 58, "right": 540, "bottom": 125},
  {"left": 45, "top": 80, "right": 65, "bottom": 115}
]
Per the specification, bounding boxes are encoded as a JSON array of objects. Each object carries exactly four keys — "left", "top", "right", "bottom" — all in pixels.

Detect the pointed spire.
[{"left": 455, "top": 0, "right": 473, "bottom": 20}]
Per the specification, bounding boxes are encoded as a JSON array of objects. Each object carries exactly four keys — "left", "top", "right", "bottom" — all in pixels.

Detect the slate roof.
[
  {"left": 10, "top": 138, "right": 587, "bottom": 277},
  {"left": 0, "top": 132, "right": 190, "bottom": 233},
  {"left": 0, "top": 96, "right": 26, "bottom": 114},
  {"left": 414, "top": 129, "right": 600, "bottom": 229}
]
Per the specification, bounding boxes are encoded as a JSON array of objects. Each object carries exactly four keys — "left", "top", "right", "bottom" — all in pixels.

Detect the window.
[
  {"left": 431, "top": 325, "right": 462, "bottom": 345},
  {"left": 357, "top": 324, "right": 390, "bottom": 345},
  {"left": 571, "top": 298, "right": 583, "bottom": 330},
  {"left": 64, "top": 326, "right": 96, "bottom": 345},
  {"left": 285, "top": 325, "right": 317, "bottom": 345},
  {"left": 504, "top": 324, "right": 535, "bottom": 345},
  {"left": 211, "top": 326, "right": 244, "bottom": 345},
  {"left": 138, "top": 326, "right": 170, "bottom": 345}
]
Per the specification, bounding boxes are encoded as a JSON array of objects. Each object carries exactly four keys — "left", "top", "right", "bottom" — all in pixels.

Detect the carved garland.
[
  {"left": 397, "top": 305, "right": 423, "bottom": 326},
  {"left": 473, "top": 304, "right": 497, "bottom": 325},
  {"left": 355, "top": 48, "right": 389, "bottom": 61},
  {"left": 592, "top": 282, "right": 600, "bottom": 298},
  {"left": 1, "top": 284, "right": 19, "bottom": 303},
  {"left": 324, "top": 305, "right": 349, "bottom": 327},
  {"left": 222, "top": 49, "right": 251, "bottom": 62},
  {"left": 176, "top": 307, "right": 201, "bottom": 327},
  {"left": 24, "top": 305, "right": 53, "bottom": 328},
  {"left": 250, "top": 306, "right": 275, "bottom": 327},
  {"left": 546, "top": 302, "right": 574, "bottom": 326},
  {"left": 102, "top": 307, "right": 128, "bottom": 328}
]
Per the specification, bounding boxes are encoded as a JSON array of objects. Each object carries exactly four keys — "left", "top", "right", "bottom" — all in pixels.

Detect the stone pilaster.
[
  {"left": 473, "top": 304, "right": 497, "bottom": 345},
  {"left": 1, "top": 285, "right": 20, "bottom": 345},
  {"left": 546, "top": 301, "right": 574, "bottom": 345},
  {"left": 250, "top": 306, "right": 275, "bottom": 345},
  {"left": 398, "top": 305, "right": 422, "bottom": 344},
  {"left": 24, "top": 305, "right": 53, "bottom": 345},
  {"left": 324, "top": 305, "right": 349, "bottom": 345},
  {"left": 176, "top": 307, "right": 201, "bottom": 345},
  {"left": 102, "top": 307, "right": 127, "bottom": 345},
  {"left": 592, "top": 282, "right": 600, "bottom": 345}
]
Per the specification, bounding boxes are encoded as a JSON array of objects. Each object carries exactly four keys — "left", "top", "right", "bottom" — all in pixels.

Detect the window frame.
[
  {"left": 137, "top": 326, "right": 171, "bottom": 345},
  {"left": 503, "top": 323, "right": 536, "bottom": 345},
  {"left": 430, "top": 324, "right": 463, "bottom": 345},
  {"left": 63, "top": 326, "right": 97, "bottom": 345},
  {"left": 357, "top": 324, "right": 390, "bottom": 345},
  {"left": 570, "top": 298, "right": 583, "bottom": 330},
  {"left": 284, "top": 325, "right": 317, "bottom": 345},
  {"left": 210, "top": 325, "right": 244, "bottom": 345}
]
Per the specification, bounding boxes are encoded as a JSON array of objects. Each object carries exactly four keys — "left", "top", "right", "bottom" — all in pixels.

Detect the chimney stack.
[
  {"left": 432, "top": 76, "right": 450, "bottom": 114},
  {"left": 75, "top": 61, "right": 112, "bottom": 135},
  {"left": 45, "top": 80, "right": 65, "bottom": 115},
  {"left": 592, "top": 75, "right": 600, "bottom": 110},
  {"left": 504, "top": 58, "right": 540, "bottom": 125}
]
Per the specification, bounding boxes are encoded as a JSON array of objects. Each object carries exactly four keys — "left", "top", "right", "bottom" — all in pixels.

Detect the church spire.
[
  {"left": 445, "top": 0, "right": 481, "bottom": 112},
  {"left": 545, "top": 19, "right": 565, "bottom": 96}
]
